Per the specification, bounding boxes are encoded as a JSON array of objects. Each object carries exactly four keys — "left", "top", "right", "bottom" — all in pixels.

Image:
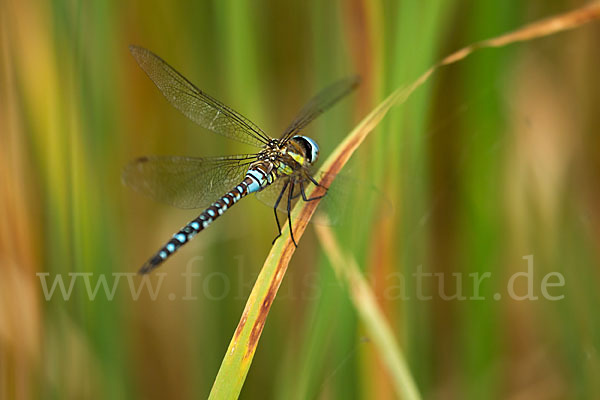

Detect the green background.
[{"left": 2, "top": 0, "right": 600, "bottom": 399}]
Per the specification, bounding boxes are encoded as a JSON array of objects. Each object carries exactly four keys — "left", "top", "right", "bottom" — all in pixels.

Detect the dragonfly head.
[{"left": 291, "top": 135, "right": 319, "bottom": 165}]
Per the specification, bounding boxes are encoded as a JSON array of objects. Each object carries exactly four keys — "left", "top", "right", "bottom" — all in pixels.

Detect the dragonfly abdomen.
[{"left": 138, "top": 165, "right": 275, "bottom": 274}]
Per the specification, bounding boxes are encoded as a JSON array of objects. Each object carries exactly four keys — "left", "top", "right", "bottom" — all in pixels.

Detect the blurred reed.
[{"left": 1, "top": 0, "right": 600, "bottom": 399}]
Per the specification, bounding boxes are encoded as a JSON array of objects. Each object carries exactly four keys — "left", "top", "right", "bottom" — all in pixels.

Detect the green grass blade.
[
  {"left": 315, "top": 224, "right": 421, "bottom": 400},
  {"left": 207, "top": 70, "right": 412, "bottom": 400}
]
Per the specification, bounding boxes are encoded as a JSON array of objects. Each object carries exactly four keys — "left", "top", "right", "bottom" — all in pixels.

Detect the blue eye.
[{"left": 292, "top": 135, "right": 320, "bottom": 164}]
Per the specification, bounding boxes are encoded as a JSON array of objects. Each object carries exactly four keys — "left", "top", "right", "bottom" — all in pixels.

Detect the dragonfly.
[{"left": 124, "top": 45, "right": 359, "bottom": 274}]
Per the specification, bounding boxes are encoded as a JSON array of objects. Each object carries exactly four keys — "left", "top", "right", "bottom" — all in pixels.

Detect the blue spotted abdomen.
[{"left": 139, "top": 163, "right": 276, "bottom": 274}]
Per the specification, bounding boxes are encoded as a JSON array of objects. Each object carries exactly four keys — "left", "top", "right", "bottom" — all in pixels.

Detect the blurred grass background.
[{"left": 2, "top": 0, "right": 600, "bottom": 399}]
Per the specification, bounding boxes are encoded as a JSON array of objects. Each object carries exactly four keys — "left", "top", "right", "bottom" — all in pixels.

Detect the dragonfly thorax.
[{"left": 257, "top": 135, "right": 319, "bottom": 173}]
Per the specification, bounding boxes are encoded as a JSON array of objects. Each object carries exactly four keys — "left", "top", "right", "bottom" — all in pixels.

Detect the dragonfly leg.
[
  {"left": 307, "top": 173, "right": 327, "bottom": 188},
  {"left": 271, "top": 180, "right": 289, "bottom": 244},
  {"left": 300, "top": 180, "right": 326, "bottom": 202},
  {"left": 287, "top": 181, "right": 298, "bottom": 247}
]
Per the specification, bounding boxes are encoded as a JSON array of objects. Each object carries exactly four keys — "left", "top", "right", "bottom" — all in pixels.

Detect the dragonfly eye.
[{"left": 291, "top": 135, "right": 319, "bottom": 164}]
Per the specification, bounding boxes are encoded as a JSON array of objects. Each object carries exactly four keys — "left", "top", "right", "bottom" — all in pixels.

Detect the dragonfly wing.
[
  {"left": 122, "top": 154, "right": 256, "bottom": 209},
  {"left": 129, "top": 46, "right": 270, "bottom": 147},
  {"left": 280, "top": 76, "right": 360, "bottom": 142}
]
